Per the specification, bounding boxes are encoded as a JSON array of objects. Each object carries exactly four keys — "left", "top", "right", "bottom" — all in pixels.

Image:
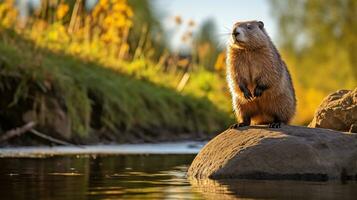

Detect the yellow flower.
[
  {"left": 56, "top": 4, "right": 69, "bottom": 20},
  {"left": 99, "top": 0, "right": 109, "bottom": 7},
  {"left": 113, "top": 3, "right": 126, "bottom": 11},
  {"left": 0, "top": 0, "right": 18, "bottom": 27}
]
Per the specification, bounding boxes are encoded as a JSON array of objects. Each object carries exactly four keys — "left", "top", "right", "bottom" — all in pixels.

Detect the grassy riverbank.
[{"left": 0, "top": 29, "right": 232, "bottom": 144}]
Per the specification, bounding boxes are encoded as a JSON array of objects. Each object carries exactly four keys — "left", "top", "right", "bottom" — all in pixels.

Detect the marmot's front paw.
[
  {"left": 253, "top": 87, "right": 264, "bottom": 97},
  {"left": 243, "top": 90, "right": 253, "bottom": 101},
  {"left": 253, "top": 85, "right": 268, "bottom": 97}
]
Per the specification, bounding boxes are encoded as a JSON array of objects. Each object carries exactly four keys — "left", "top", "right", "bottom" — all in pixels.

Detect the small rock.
[{"left": 309, "top": 88, "right": 357, "bottom": 132}]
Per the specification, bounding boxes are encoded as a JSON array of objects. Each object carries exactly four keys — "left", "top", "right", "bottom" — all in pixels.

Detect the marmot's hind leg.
[
  {"left": 268, "top": 115, "right": 283, "bottom": 128},
  {"left": 229, "top": 115, "right": 251, "bottom": 129},
  {"left": 269, "top": 122, "right": 281, "bottom": 128}
]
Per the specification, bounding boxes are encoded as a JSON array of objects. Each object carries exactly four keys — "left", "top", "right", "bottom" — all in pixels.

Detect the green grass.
[{"left": 0, "top": 29, "right": 232, "bottom": 143}]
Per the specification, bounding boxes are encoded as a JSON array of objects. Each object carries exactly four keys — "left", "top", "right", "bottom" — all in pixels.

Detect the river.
[{"left": 0, "top": 142, "right": 356, "bottom": 199}]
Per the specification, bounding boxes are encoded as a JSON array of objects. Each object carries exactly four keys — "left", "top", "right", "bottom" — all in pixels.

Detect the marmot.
[{"left": 226, "top": 20, "right": 296, "bottom": 128}]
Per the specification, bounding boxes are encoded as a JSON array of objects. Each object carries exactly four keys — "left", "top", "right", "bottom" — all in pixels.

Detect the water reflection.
[
  {"left": 191, "top": 178, "right": 357, "bottom": 200},
  {"left": 0, "top": 155, "right": 356, "bottom": 200},
  {"left": 0, "top": 155, "right": 202, "bottom": 200}
]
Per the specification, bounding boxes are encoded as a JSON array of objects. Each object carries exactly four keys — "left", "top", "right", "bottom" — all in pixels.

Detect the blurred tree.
[
  {"left": 193, "top": 18, "right": 221, "bottom": 71},
  {"left": 270, "top": 0, "right": 356, "bottom": 124},
  {"left": 270, "top": 0, "right": 356, "bottom": 92},
  {"left": 126, "top": 0, "right": 167, "bottom": 60}
]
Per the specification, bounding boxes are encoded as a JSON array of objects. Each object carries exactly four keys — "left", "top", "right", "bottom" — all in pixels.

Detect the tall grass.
[
  {"left": 0, "top": 0, "right": 233, "bottom": 112},
  {"left": 0, "top": 29, "right": 231, "bottom": 141},
  {"left": 0, "top": 0, "right": 235, "bottom": 142}
]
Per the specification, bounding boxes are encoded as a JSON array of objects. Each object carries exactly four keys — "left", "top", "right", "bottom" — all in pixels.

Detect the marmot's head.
[{"left": 229, "top": 20, "right": 269, "bottom": 50}]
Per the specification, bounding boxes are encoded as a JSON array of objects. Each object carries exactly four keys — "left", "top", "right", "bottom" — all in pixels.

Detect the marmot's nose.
[{"left": 233, "top": 28, "right": 241, "bottom": 37}]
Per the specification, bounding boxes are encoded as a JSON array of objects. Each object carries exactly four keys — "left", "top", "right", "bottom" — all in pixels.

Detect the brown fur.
[{"left": 226, "top": 20, "right": 296, "bottom": 125}]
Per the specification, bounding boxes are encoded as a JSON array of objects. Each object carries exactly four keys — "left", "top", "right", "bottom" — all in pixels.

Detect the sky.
[{"left": 154, "top": 0, "right": 276, "bottom": 50}]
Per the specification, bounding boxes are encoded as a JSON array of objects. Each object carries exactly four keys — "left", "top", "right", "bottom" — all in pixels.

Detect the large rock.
[
  {"left": 309, "top": 88, "right": 357, "bottom": 133},
  {"left": 187, "top": 125, "right": 357, "bottom": 180}
]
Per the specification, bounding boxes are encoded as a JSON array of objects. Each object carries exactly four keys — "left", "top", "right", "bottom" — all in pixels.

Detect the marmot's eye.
[{"left": 247, "top": 25, "right": 252, "bottom": 30}]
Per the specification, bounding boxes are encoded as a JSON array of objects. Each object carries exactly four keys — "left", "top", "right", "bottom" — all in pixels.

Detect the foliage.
[
  {"left": 0, "top": 29, "right": 231, "bottom": 139},
  {"left": 270, "top": 0, "right": 356, "bottom": 124},
  {"left": 193, "top": 18, "right": 221, "bottom": 71},
  {"left": 0, "top": 0, "right": 235, "bottom": 141},
  {"left": 0, "top": 0, "right": 18, "bottom": 28},
  {"left": 126, "top": 0, "right": 166, "bottom": 60}
]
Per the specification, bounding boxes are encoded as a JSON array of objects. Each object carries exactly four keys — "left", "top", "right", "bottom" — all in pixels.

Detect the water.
[
  {"left": 0, "top": 155, "right": 198, "bottom": 200},
  {"left": 0, "top": 147, "right": 357, "bottom": 199},
  {"left": 0, "top": 142, "right": 205, "bottom": 157}
]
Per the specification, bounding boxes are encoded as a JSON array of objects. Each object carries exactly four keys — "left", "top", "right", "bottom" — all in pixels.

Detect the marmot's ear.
[{"left": 258, "top": 21, "right": 264, "bottom": 29}]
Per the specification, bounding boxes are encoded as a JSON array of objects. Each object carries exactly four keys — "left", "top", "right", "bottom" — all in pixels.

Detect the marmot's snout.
[
  {"left": 231, "top": 21, "right": 265, "bottom": 45},
  {"left": 232, "top": 27, "right": 245, "bottom": 42}
]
